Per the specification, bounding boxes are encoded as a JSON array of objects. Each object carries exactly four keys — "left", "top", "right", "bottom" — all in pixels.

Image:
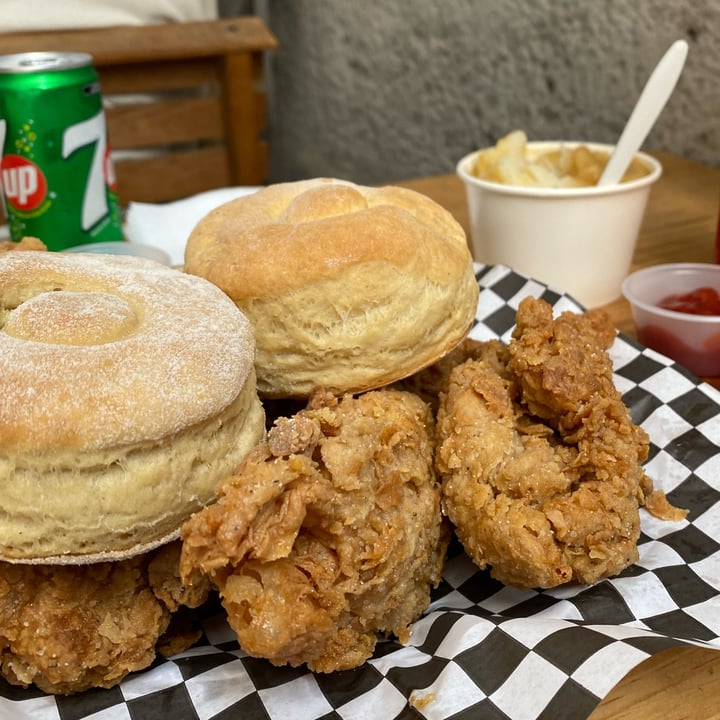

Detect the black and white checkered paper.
[{"left": 3, "top": 265, "right": 719, "bottom": 720}]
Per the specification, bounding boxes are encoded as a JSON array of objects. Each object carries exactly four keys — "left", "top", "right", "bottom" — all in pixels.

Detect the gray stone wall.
[{"left": 224, "top": 0, "right": 720, "bottom": 185}]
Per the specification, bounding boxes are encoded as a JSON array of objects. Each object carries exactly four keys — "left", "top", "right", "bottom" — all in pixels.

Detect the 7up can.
[{"left": 0, "top": 52, "right": 123, "bottom": 251}]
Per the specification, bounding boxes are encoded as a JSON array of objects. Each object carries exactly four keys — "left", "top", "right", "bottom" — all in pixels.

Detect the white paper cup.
[{"left": 457, "top": 142, "right": 662, "bottom": 308}]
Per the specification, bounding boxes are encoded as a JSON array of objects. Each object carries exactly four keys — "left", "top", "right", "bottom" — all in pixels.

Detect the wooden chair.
[{"left": 0, "top": 17, "right": 278, "bottom": 205}]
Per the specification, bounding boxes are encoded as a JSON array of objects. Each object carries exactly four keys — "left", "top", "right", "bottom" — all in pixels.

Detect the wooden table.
[{"left": 400, "top": 154, "right": 720, "bottom": 719}]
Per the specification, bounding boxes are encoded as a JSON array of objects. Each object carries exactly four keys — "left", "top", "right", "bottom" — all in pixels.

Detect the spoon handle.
[{"left": 598, "top": 40, "right": 688, "bottom": 186}]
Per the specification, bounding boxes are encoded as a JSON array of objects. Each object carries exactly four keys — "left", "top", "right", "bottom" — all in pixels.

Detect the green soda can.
[{"left": 0, "top": 51, "right": 123, "bottom": 251}]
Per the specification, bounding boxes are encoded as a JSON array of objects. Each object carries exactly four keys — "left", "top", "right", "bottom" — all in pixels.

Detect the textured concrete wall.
[{"left": 245, "top": 0, "right": 720, "bottom": 185}]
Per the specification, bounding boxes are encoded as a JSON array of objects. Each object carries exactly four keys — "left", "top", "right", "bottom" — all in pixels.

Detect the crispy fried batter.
[
  {"left": 394, "top": 338, "right": 506, "bottom": 412},
  {"left": 180, "top": 389, "right": 448, "bottom": 673},
  {"left": 0, "top": 542, "right": 209, "bottom": 695},
  {"left": 508, "top": 298, "right": 619, "bottom": 430},
  {"left": 148, "top": 541, "right": 211, "bottom": 612},
  {"left": 436, "top": 297, "right": 685, "bottom": 589},
  {"left": 0, "top": 236, "right": 46, "bottom": 253},
  {"left": 643, "top": 488, "right": 689, "bottom": 522}
]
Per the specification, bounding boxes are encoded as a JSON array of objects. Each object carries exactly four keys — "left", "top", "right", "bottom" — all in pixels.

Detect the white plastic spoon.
[{"left": 598, "top": 39, "right": 688, "bottom": 186}]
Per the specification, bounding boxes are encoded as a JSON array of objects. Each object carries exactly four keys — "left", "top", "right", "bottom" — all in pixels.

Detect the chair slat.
[
  {"left": 0, "top": 17, "right": 277, "bottom": 64},
  {"left": 99, "top": 59, "right": 220, "bottom": 95},
  {"left": 222, "top": 52, "right": 268, "bottom": 186},
  {"left": 106, "top": 95, "right": 224, "bottom": 150},
  {"left": 114, "top": 147, "right": 231, "bottom": 205}
]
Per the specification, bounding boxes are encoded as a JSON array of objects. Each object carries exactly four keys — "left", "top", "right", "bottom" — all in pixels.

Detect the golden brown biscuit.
[
  {"left": 0, "top": 251, "right": 265, "bottom": 563},
  {"left": 184, "top": 178, "right": 479, "bottom": 397}
]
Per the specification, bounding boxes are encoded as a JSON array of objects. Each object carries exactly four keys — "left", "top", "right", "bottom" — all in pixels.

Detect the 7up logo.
[
  {"left": 0, "top": 119, "right": 47, "bottom": 212},
  {"left": 0, "top": 114, "right": 112, "bottom": 227},
  {"left": 0, "top": 119, "right": 48, "bottom": 215},
  {"left": 1, "top": 155, "right": 48, "bottom": 212}
]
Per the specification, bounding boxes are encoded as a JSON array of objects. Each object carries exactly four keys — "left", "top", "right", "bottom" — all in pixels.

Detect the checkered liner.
[{"left": 3, "top": 264, "right": 719, "bottom": 720}]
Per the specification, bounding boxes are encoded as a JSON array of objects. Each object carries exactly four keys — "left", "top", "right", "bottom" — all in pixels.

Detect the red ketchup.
[
  {"left": 636, "top": 287, "right": 720, "bottom": 377},
  {"left": 658, "top": 287, "right": 720, "bottom": 316},
  {"left": 637, "top": 324, "right": 720, "bottom": 377}
]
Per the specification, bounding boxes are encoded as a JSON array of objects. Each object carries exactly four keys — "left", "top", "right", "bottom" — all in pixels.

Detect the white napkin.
[{"left": 124, "top": 186, "right": 260, "bottom": 266}]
